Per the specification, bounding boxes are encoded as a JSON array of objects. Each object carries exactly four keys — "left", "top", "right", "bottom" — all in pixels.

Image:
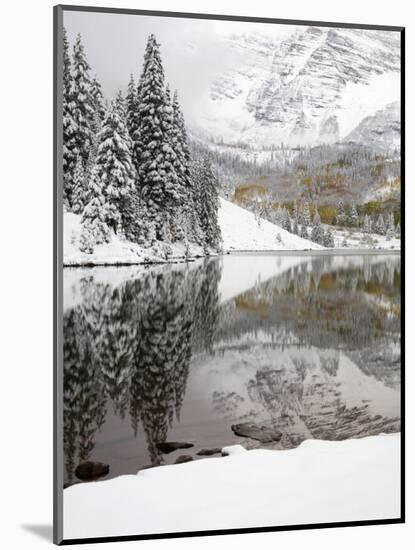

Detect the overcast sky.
[{"left": 64, "top": 10, "right": 295, "bottom": 118}]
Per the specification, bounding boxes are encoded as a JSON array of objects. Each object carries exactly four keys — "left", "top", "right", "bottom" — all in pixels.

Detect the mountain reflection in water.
[{"left": 63, "top": 254, "right": 401, "bottom": 486}]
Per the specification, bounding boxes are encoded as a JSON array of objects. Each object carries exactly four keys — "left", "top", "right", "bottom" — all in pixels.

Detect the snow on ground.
[
  {"left": 64, "top": 434, "right": 400, "bottom": 540},
  {"left": 64, "top": 202, "right": 399, "bottom": 267},
  {"left": 218, "top": 198, "right": 322, "bottom": 252},
  {"left": 64, "top": 199, "right": 321, "bottom": 266},
  {"left": 64, "top": 212, "right": 207, "bottom": 266},
  {"left": 64, "top": 213, "right": 154, "bottom": 266},
  {"left": 330, "top": 225, "right": 400, "bottom": 251}
]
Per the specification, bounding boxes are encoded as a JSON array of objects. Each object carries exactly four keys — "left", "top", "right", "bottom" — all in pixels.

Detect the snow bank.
[
  {"left": 63, "top": 200, "right": 398, "bottom": 267},
  {"left": 219, "top": 198, "right": 322, "bottom": 252},
  {"left": 64, "top": 212, "right": 205, "bottom": 266},
  {"left": 64, "top": 199, "right": 321, "bottom": 266},
  {"left": 331, "top": 225, "right": 400, "bottom": 251},
  {"left": 64, "top": 212, "right": 154, "bottom": 266},
  {"left": 64, "top": 434, "right": 400, "bottom": 540}
]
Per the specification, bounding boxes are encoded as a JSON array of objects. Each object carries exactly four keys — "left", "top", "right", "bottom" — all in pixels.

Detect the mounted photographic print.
[{"left": 53, "top": 5, "right": 404, "bottom": 545}]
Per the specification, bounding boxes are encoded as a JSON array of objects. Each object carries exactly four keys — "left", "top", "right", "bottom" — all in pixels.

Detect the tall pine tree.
[
  {"left": 79, "top": 167, "right": 111, "bottom": 254},
  {"left": 336, "top": 200, "right": 347, "bottom": 226},
  {"left": 71, "top": 155, "right": 86, "bottom": 214},
  {"left": 62, "top": 27, "right": 77, "bottom": 208},
  {"left": 71, "top": 33, "right": 95, "bottom": 166},
  {"left": 192, "top": 156, "right": 222, "bottom": 252},
  {"left": 171, "top": 89, "right": 203, "bottom": 245},
  {"left": 93, "top": 100, "right": 136, "bottom": 235},
  {"left": 115, "top": 90, "right": 127, "bottom": 120},
  {"left": 348, "top": 203, "right": 359, "bottom": 227},
  {"left": 311, "top": 208, "right": 325, "bottom": 245},
  {"left": 126, "top": 74, "right": 137, "bottom": 142},
  {"left": 90, "top": 75, "right": 106, "bottom": 122},
  {"left": 133, "top": 35, "right": 180, "bottom": 240}
]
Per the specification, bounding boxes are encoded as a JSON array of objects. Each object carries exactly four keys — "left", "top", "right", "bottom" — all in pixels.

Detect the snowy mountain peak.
[
  {"left": 193, "top": 26, "right": 400, "bottom": 148},
  {"left": 345, "top": 101, "right": 400, "bottom": 151}
]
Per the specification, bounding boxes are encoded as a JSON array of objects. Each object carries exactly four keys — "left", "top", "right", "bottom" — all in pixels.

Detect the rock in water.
[
  {"left": 156, "top": 442, "right": 194, "bottom": 454},
  {"left": 175, "top": 455, "right": 194, "bottom": 464},
  {"left": 231, "top": 423, "right": 282, "bottom": 443},
  {"left": 196, "top": 448, "right": 222, "bottom": 456},
  {"left": 75, "top": 461, "right": 110, "bottom": 480}
]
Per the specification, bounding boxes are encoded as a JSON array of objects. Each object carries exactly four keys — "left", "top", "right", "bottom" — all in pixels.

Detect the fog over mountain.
[{"left": 64, "top": 12, "right": 400, "bottom": 150}]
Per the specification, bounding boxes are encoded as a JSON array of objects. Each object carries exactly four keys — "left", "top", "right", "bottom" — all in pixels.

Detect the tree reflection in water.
[
  {"left": 63, "top": 255, "right": 400, "bottom": 485},
  {"left": 63, "top": 259, "right": 221, "bottom": 480}
]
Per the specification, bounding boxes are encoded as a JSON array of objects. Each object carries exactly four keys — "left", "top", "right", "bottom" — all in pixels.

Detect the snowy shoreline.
[
  {"left": 63, "top": 248, "right": 401, "bottom": 268},
  {"left": 64, "top": 434, "right": 400, "bottom": 540},
  {"left": 64, "top": 197, "right": 399, "bottom": 267}
]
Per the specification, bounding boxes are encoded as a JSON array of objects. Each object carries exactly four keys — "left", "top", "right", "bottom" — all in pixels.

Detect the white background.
[{"left": 1, "top": 0, "right": 412, "bottom": 548}]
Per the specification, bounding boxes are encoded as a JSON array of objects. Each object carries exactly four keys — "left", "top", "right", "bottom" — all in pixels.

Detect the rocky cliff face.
[
  {"left": 345, "top": 101, "right": 401, "bottom": 151},
  {"left": 189, "top": 343, "right": 400, "bottom": 451},
  {"left": 194, "top": 26, "right": 401, "bottom": 149}
]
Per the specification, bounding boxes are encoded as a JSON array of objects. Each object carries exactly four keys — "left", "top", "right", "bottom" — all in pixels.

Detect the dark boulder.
[
  {"left": 231, "top": 422, "right": 282, "bottom": 443},
  {"left": 156, "top": 442, "right": 194, "bottom": 454},
  {"left": 75, "top": 461, "right": 110, "bottom": 480},
  {"left": 196, "top": 448, "right": 222, "bottom": 456}
]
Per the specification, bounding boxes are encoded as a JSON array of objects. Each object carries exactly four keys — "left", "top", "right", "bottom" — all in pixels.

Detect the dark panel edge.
[
  {"left": 53, "top": 4, "right": 64, "bottom": 546},
  {"left": 399, "top": 26, "right": 405, "bottom": 524},
  {"left": 56, "top": 4, "right": 404, "bottom": 32}
]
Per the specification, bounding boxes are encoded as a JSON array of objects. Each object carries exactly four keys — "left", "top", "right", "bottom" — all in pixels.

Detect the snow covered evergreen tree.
[
  {"left": 282, "top": 208, "right": 292, "bottom": 232},
  {"left": 160, "top": 84, "right": 185, "bottom": 242},
  {"left": 386, "top": 212, "right": 395, "bottom": 240},
  {"left": 363, "top": 214, "right": 371, "bottom": 233},
  {"left": 375, "top": 214, "right": 386, "bottom": 235},
  {"left": 62, "top": 27, "right": 72, "bottom": 113},
  {"left": 323, "top": 227, "right": 335, "bottom": 248},
  {"left": 79, "top": 169, "right": 111, "bottom": 254},
  {"left": 395, "top": 222, "right": 401, "bottom": 238},
  {"left": 84, "top": 111, "right": 102, "bottom": 191},
  {"left": 336, "top": 200, "right": 347, "bottom": 226},
  {"left": 192, "top": 156, "right": 222, "bottom": 252},
  {"left": 93, "top": 100, "right": 135, "bottom": 235},
  {"left": 71, "top": 33, "right": 95, "bottom": 165},
  {"left": 311, "top": 209, "right": 325, "bottom": 245},
  {"left": 115, "top": 90, "right": 127, "bottom": 120},
  {"left": 292, "top": 216, "right": 299, "bottom": 235},
  {"left": 297, "top": 201, "right": 305, "bottom": 226},
  {"left": 293, "top": 200, "right": 299, "bottom": 224},
  {"left": 304, "top": 202, "right": 311, "bottom": 227},
  {"left": 90, "top": 75, "right": 106, "bottom": 122},
  {"left": 300, "top": 224, "right": 309, "bottom": 240},
  {"left": 133, "top": 35, "right": 180, "bottom": 240},
  {"left": 348, "top": 203, "right": 359, "bottom": 227},
  {"left": 386, "top": 211, "right": 395, "bottom": 234},
  {"left": 71, "top": 155, "right": 86, "bottom": 214},
  {"left": 170, "top": 89, "right": 202, "bottom": 244},
  {"left": 62, "top": 27, "right": 77, "bottom": 208},
  {"left": 386, "top": 226, "right": 394, "bottom": 241},
  {"left": 126, "top": 74, "right": 137, "bottom": 142},
  {"left": 130, "top": 37, "right": 156, "bottom": 173}
]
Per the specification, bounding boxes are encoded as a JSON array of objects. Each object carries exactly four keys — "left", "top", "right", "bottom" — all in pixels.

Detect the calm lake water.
[{"left": 63, "top": 253, "right": 401, "bottom": 486}]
